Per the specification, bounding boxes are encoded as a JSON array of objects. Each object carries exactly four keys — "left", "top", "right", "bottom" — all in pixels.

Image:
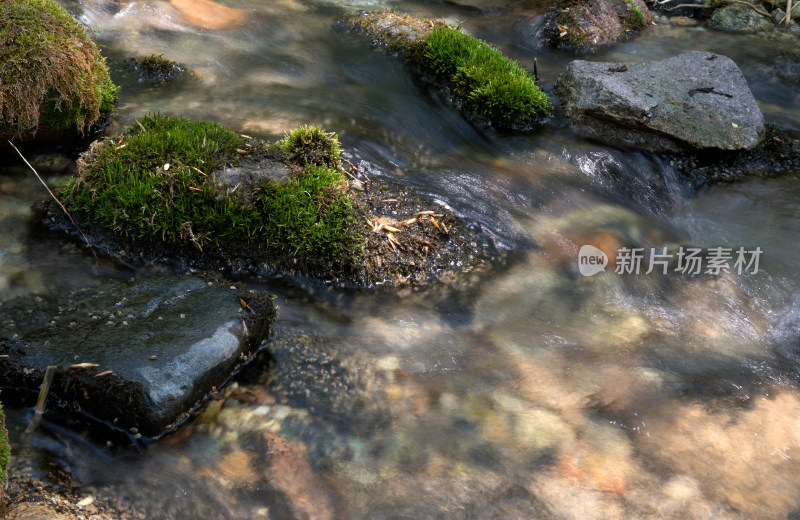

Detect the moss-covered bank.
[
  {"left": 51, "top": 114, "right": 497, "bottom": 288},
  {"left": 349, "top": 12, "right": 552, "bottom": 130},
  {"left": 0, "top": 0, "right": 118, "bottom": 141}
]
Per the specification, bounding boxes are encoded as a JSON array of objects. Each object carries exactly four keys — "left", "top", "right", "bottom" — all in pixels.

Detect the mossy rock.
[
  {"left": 123, "top": 54, "right": 187, "bottom": 83},
  {"left": 52, "top": 114, "right": 497, "bottom": 288},
  {"left": 709, "top": 3, "right": 774, "bottom": 33},
  {"left": 543, "top": 0, "right": 653, "bottom": 52},
  {"left": 349, "top": 12, "right": 552, "bottom": 130},
  {"left": 0, "top": 0, "right": 118, "bottom": 142}
]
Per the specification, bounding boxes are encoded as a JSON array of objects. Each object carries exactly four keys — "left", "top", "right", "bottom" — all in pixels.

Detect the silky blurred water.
[{"left": 3, "top": 0, "right": 800, "bottom": 518}]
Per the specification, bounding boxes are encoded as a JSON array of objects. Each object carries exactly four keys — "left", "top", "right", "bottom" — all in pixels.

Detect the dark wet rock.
[
  {"left": 673, "top": 124, "right": 800, "bottom": 188},
  {"left": 28, "top": 153, "right": 73, "bottom": 174},
  {"left": 543, "top": 0, "right": 653, "bottom": 52},
  {"left": 554, "top": 51, "right": 765, "bottom": 152},
  {"left": 770, "top": 50, "right": 800, "bottom": 85},
  {"left": 0, "top": 276, "right": 274, "bottom": 437},
  {"left": 122, "top": 54, "right": 186, "bottom": 83},
  {"left": 0, "top": 426, "right": 122, "bottom": 519},
  {"left": 709, "top": 3, "right": 773, "bottom": 32}
]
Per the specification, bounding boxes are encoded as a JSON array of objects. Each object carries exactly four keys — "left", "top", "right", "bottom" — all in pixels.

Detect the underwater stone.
[{"left": 0, "top": 276, "right": 274, "bottom": 437}]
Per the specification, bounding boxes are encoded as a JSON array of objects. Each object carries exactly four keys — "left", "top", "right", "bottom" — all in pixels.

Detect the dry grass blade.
[{"left": 8, "top": 140, "right": 97, "bottom": 259}]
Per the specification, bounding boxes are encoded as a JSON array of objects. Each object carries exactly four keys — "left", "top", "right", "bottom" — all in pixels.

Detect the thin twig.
[
  {"left": 342, "top": 157, "right": 372, "bottom": 183},
  {"left": 9, "top": 141, "right": 97, "bottom": 259},
  {"left": 339, "top": 166, "right": 359, "bottom": 182}
]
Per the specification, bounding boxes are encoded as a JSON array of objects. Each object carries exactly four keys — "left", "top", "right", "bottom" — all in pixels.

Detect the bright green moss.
[
  {"left": 418, "top": 26, "right": 553, "bottom": 128},
  {"left": 623, "top": 0, "right": 646, "bottom": 32},
  {"left": 255, "top": 164, "right": 362, "bottom": 260},
  {"left": 63, "top": 114, "right": 363, "bottom": 262},
  {"left": 0, "top": 0, "right": 119, "bottom": 138},
  {"left": 279, "top": 125, "right": 342, "bottom": 169}
]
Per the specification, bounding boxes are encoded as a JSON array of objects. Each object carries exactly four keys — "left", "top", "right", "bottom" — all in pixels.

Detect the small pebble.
[{"left": 149, "top": 355, "right": 158, "bottom": 361}]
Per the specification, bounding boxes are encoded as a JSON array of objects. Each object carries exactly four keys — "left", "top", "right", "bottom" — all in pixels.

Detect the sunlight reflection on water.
[{"left": 3, "top": 0, "right": 800, "bottom": 517}]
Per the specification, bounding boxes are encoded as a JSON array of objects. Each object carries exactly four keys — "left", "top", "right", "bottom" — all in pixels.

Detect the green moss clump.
[
  {"left": 63, "top": 114, "right": 363, "bottom": 262},
  {"left": 0, "top": 400, "right": 9, "bottom": 488},
  {"left": 623, "top": 0, "right": 646, "bottom": 32},
  {"left": 279, "top": 125, "right": 342, "bottom": 169},
  {"left": 124, "top": 53, "right": 187, "bottom": 83},
  {"left": 0, "top": 0, "right": 118, "bottom": 139},
  {"left": 255, "top": 163, "right": 361, "bottom": 260},
  {"left": 416, "top": 26, "right": 552, "bottom": 129}
]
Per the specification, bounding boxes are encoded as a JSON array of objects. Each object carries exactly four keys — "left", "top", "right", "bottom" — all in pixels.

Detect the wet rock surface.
[
  {"left": 2, "top": 443, "right": 120, "bottom": 520},
  {"left": 41, "top": 165, "right": 499, "bottom": 291},
  {"left": 709, "top": 3, "right": 773, "bottom": 33},
  {"left": 0, "top": 276, "right": 274, "bottom": 437},
  {"left": 123, "top": 54, "right": 186, "bottom": 83},
  {"left": 543, "top": 0, "right": 653, "bottom": 52},
  {"left": 554, "top": 51, "right": 765, "bottom": 152},
  {"left": 347, "top": 11, "right": 436, "bottom": 55},
  {"left": 674, "top": 124, "right": 800, "bottom": 187}
]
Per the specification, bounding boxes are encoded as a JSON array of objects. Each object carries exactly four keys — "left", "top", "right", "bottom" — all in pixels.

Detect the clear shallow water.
[{"left": 4, "top": 0, "right": 800, "bottom": 518}]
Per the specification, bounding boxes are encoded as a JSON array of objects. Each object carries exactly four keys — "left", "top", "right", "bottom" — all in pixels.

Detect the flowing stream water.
[{"left": 3, "top": 0, "right": 800, "bottom": 518}]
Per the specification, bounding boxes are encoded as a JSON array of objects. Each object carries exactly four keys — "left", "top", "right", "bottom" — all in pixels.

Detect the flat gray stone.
[
  {"left": 554, "top": 51, "right": 765, "bottom": 152},
  {"left": 0, "top": 276, "right": 273, "bottom": 437}
]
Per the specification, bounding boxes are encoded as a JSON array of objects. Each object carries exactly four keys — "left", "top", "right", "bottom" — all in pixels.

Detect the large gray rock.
[
  {"left": 0, "top": 276, "right": 274, "bottom": 437},
  {"left": 554, "top": 51, "right": 765, "bottom": 152}
]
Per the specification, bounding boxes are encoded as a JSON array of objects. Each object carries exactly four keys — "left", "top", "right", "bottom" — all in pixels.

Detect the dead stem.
[{"left": 8, "top": 140, "right": 97, "bottom": 259}]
